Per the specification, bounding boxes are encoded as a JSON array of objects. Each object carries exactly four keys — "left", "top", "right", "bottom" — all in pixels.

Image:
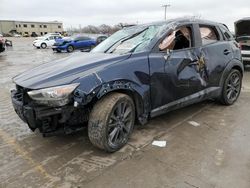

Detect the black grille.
[
  {"left": 242, "top": 54, "right": 250, "bottom": 58},
  {"left": 13, "top": 85, "right": 24, "bottom": 102},
  {"left": 242, "top": 45, "right": 250, "bottom": 51},
  {"left": 15, "top": 85, "right": 30, "bottom": 105},
  {"left": 14, "top": 91, "right": 23, "bottom": 102}
]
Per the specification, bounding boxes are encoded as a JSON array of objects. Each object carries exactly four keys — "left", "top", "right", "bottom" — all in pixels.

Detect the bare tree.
[{"left": 66, "top": 23, "right": 136, "bottom": 35}]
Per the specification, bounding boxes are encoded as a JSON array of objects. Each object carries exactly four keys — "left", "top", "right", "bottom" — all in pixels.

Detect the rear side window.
[
  {"left": 219, "top": 25, "right": 234, "bottom": 41},
  {"left": 76, "top": 37, "right": 91, "bottom": 41},
  {"left": 199, "top": 26, "right": 219, "bottom": 45}
]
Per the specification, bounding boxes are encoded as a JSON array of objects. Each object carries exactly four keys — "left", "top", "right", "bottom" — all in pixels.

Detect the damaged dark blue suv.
[{"left": 11, "top": 18, "right": 243, "bottom": 152}]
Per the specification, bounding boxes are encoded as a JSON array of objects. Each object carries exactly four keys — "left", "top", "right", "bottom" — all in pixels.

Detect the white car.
[
  {"left": 235, "top": 18, "right": 250, "bottom": 66},
  {"left": 13, "top": 34, "right": 21, "bottom": 37},
  {"left": 35, "top": 33, "right": 61, "bottom": 41},
  {"left": 33, "top": 35, "right": 61, "bottom": 49}
]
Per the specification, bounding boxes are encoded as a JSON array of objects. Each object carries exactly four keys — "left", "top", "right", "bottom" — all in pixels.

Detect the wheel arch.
[
  {"left": 219, "top": 59, "right": 244, "bottom": 88},
  {"left": 67, "top": 44, "right": 74, "bottom": 48},
  {"left": 41, "top": 42, "right": 47, "bottom": 47},
  {"left": 74, "top": 78, "right": 150, "bottom": 125},
  {"left": 95, "top": 81, "right": 149, "bottom": 124}
]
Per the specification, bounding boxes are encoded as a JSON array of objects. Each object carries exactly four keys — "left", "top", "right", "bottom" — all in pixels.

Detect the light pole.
[{"left": 162, "top": 4, "right": 171, "bottom": 20}]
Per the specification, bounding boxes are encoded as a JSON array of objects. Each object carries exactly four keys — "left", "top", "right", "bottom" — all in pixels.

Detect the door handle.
[
  {"left": 224, "top": 49, "right": 231, "bottom": 55},
  {"left": 164, "top": 54, "right": 170, "bottom": 61}
]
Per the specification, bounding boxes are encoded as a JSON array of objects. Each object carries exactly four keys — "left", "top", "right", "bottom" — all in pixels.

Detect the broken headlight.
[{"left": 27, "top": 83, "right": 79, "bottom": 107}]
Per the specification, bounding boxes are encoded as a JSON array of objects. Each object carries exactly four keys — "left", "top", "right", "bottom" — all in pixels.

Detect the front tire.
[
  {"left": 88, "top": 93, "right": 135, "bottom": 152},
  {"left": 220, "top": 69, "right": 242, "bottom": 105}
]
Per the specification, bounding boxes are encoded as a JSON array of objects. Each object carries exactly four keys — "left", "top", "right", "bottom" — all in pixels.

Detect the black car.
[
  {"left": 0, "top": 36, "right": 5, "bottom": 53},
  {"left": 11, "top": 18, "right": 243, "bottom": 152}
]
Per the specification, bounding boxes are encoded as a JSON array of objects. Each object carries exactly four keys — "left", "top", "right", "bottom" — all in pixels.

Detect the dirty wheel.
[
  {"left": 67, "top": 45, "right": 74, "bottom": 53},
  {"left": 220, "top": 69, "right": 242, "bottom": 105},
  {"left": 41, "top": 43, "right": 47, "bottom": 49},
  {"left": 56, "top": 49, "right": 61, "bottom": 53},
  {"left": 88, "top": 93, "right": 135, "bottom": 152}
]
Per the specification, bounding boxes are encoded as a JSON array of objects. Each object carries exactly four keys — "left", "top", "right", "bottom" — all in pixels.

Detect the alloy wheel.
[
  {"left": 226, "top": 72, "right": 241, "bottom": 102},
  {"left": 107, "top": 101, "right": 133, "bottom": 148}
]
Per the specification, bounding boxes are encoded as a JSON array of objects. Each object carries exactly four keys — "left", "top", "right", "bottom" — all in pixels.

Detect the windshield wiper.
[{"left": 105, "top": 27, "right": 149, "bottom": 54}]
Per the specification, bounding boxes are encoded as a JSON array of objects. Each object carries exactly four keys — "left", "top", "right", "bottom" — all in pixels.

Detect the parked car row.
[{"left": 32, "top": 33, "right": 107, "bottom": 53}]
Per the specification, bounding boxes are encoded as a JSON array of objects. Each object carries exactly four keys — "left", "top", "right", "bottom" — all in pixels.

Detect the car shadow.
[{"left": 19, "top": 100, "right": 214, "bottom": 158}]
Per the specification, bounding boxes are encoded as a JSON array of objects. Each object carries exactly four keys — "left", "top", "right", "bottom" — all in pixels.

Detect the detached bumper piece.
[{"left": 11, "top": 88, "right": 88, "bottom": 136}]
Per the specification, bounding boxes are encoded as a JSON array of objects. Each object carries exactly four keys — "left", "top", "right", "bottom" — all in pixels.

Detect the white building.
[{"left": 0, "top": 20, "right": 63, "bottom": 36}]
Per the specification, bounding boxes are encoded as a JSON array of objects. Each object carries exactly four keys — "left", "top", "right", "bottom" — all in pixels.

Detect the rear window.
[{"left": 199, "top": 25, "right": 219, "bottom": 45}]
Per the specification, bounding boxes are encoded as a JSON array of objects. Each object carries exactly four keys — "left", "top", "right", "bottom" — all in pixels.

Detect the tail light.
[
  {"left": 238, "top": 42, "right": 242, "bottom": 50},
  {"left": 234, "top": 42, "right": 242, "bottom": 50}
]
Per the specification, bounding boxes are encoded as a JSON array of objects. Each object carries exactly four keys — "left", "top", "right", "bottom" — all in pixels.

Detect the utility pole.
[{"left": 162, "top": 4, "right": 171, "bottom": 20}]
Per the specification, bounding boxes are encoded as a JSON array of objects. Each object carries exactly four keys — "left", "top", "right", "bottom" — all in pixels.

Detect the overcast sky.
[{"left": 0, "top": 0, "right": 249, "bottom": 31}]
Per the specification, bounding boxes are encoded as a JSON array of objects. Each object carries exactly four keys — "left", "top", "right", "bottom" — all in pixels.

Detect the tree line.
[{"left": 66, "top": 23, "right": 136, "bottom": 35}]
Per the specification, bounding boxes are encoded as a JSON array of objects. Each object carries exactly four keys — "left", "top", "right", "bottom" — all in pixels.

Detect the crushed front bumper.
[
  {"left": 11, "top": 89, "right": 87, "bottom": 136},
  {"left": 11, "top": 90, "right": 37, "bottom": 131}
]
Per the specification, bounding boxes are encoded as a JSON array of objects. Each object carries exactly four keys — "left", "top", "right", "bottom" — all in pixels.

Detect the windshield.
[{"left": 92, "top": 25, "right": 165, "bottom": 54}]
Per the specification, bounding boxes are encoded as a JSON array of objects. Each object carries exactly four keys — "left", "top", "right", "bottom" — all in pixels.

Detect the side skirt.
[{"left": 150, "top": 87, "right": 220, "bottom": 118}]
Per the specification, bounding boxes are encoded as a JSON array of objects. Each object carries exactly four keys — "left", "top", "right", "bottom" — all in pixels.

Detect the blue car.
[{"left": 52, "top": 35, "right": 96, "bottom": 53}]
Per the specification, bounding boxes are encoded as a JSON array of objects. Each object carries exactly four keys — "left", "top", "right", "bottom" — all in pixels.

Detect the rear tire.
[
  {"left": 220, "top": 69, "right": 242, "bottom": 105},
  {"left": 41, "top": 43, "right": 47, "bottom": 49},
  {"left": 67, "top": 45, "right": 74, "bottom": 53},
  {"left": 88, "top": 93, "right": 135, "bottom": 152}
]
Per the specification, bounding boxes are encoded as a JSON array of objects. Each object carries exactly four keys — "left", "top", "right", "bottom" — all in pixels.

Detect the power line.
[{"left": 162, "top": 4, "right": 171, "bottom": 20}]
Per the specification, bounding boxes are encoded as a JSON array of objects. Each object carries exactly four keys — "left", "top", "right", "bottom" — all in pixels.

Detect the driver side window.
[{"left": 159, "top": 26, "right": 193, "bottom": 51}]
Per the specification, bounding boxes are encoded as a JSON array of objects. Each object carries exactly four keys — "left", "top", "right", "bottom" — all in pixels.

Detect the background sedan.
[{"left": 53, "top": 35, "right": 96, "bottom": 52}]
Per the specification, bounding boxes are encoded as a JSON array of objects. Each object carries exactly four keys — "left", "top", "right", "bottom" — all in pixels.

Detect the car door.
[
  {"left": 149, "top": 24, "right": 208, "bottom": 116},
  {"left": 74, "top": 37, "right": 91, "bottom": 49},
  {"left": 47, "top": 36, "right": 56, "bottom": 46},
  {"left": 197, "top": 24, "right": 234, "bottom": 88}
]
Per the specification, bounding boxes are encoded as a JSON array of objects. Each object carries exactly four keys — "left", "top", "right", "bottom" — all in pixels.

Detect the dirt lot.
[{"left": 1, "top": 38, "right": 250, "bottom": 188}]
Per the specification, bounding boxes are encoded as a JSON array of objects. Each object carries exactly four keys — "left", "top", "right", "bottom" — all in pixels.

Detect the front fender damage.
[{"left": 73, "top": 76, "right": 150, "bottom": 125}]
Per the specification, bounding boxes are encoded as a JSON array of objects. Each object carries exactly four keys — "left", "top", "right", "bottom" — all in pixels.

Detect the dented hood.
[
  {"left": 235, "top": 19, "right": 250, "bottom": 37},
  {"left": 13, "top": 52, "right": 130, "bottom": 89}
]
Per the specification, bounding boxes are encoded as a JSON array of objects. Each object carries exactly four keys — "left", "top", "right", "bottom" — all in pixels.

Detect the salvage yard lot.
[{"left": 1, "top": 38, "right": 250, "bottom": 188}]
